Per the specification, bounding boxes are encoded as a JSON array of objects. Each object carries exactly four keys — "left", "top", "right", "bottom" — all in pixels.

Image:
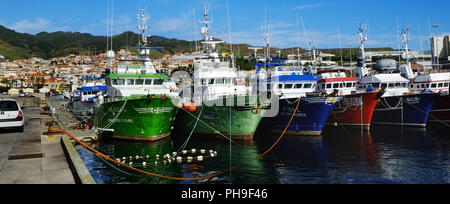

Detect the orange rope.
[{"left": 49, "top": 97, "right": 302, "bottom": 181}]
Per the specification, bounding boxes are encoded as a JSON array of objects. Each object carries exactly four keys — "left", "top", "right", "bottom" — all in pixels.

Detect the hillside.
[{"left": 0, "top": 25, "right": 196, "bottom": 60}]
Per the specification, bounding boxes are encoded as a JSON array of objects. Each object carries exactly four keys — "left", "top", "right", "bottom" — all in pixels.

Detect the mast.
[
  {"left": 356, "top": 24, "right": 369, "bottom": 81},
  {"left": 199, "top": 4, "right": 223, "bottom": 61},
  {"left": 401, "top": 27, "right": 414, "bottom": 79},
  {"left": 133, "top": 8, "right": 157, "bottom": 74}
]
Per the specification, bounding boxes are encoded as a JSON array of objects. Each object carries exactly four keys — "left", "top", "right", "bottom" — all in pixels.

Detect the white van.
[{"left": 0, "top": 99, "right": 24, "bottom": 132}]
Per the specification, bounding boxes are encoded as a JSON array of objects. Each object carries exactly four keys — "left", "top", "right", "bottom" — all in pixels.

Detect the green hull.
[
  {"left": 175, "top": 95, "right": 272, "bottom": 141},
  {"left": 94, "top": 95, "right": 177, "bottom": 142}
]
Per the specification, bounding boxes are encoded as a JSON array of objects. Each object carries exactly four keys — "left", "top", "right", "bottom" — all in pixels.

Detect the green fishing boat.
[
  {"left": 93, "top": 9, "right": 178, "bottom": 142},
  {"left": 174, "top": 6, "right": 273, "bottom": 141}
]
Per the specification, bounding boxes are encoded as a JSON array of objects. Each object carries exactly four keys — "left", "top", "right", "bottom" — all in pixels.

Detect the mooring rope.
[
  {"left": 49, "top": 96, "right": 302, "bottom": 181},
  {"left": 177, "top": 105, "right": 205, "bottom": 152}
]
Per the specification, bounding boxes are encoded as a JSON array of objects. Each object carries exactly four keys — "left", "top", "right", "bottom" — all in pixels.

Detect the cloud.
[
  {"left": 293, "top": 3, "right": 325, "bottom": 10},
  {"left": 9, "top": 18, "right": 51, "bottom": 33},
  {"left": 153, "top": 11, "right": 192, "bottom": 33}
]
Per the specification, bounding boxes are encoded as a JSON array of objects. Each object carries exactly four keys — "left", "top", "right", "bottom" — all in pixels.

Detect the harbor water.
[{"left": 76, "top": 124, "right": 450, "bottom": 184}]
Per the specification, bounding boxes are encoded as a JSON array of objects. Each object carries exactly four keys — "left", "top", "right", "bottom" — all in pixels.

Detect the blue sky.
[{"left": 0, "top": 0, "right": 449, "bottom": 50}]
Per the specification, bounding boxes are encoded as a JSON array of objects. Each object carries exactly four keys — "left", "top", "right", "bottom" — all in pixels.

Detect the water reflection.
[{"left": 77, "top": 124, "right": 449, "bottom": 184}]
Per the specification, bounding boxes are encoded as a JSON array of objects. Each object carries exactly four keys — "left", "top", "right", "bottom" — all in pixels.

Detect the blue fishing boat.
[
  {"left": 264, "top": 66, "right": 342, "bottom": 136},
  {"left": 70, "top": 76, "right": 107, "bottom": 117}
]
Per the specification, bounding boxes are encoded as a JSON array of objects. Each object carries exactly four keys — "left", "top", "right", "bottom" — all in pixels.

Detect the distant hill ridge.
[{"left": 0, "top": 25, "right": 196, "bottom": 60}]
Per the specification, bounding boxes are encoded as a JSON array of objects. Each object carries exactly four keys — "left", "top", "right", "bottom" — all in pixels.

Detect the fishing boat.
[
  {"left": 316, "top": 68, "right": 383, "bottom": 129},
  {"left": 410, "top": 68, "right": 450, "bottom": 125},
  {"left": 174, "top": 5, "right": 272, "bottom": 141},
  {"left": 355, "top": 25, "right": 438, "bottom": 127},
  {"left": 265, "top": 64, "right": 342, "bottom": 136},
  {"left": 70, "top": 76, "right": 107, "bottom": 117},
  {"left": 93, "top": 9, "right": 178, "bottom": 142}
]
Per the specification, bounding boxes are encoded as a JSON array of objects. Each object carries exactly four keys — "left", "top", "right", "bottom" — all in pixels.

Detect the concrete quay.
[{"left": 0, "top": 105, "right": 95, "bottom": 184}]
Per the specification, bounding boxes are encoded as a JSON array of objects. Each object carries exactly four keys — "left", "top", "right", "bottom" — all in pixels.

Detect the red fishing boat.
[{"left": 316, "top": 69, "right": 383, "bottom": 129}]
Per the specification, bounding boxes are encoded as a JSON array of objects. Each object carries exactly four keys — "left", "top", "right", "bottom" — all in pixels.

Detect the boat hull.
[
  {"left": 429, "top": 94, "right": 450, "bottom": 123},
  {"left": 371, "top": 93, "right": 438, "bottom": 127},
  {"left": 93, "top": 95, "right": 177, "bottom": 142},
  {"left": 266, "top": 96, "right": 341, "bottom": 136},
  {"left": 327, "top": 92, "right": 381, "bottom": 128},
  {"left": 175, "top": 95, "right": 272, "bottom": 141}
]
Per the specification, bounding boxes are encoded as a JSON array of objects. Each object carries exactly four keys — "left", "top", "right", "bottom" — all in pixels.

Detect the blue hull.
[
  {"left": 372, "top": 93, "right": 438, "bottom": 127},
  {"left": 266, "top": 96, "right": 341, "bottom": 135}
]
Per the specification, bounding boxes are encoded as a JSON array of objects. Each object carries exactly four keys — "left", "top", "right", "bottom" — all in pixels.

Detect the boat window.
[
  {"left": 426, "top": 84, "right": 430, "bottom": 88},
  {"left": 201, "top": 79, "right": 207, "bottom": 85},
  {"left": 106, "top": 79, "right": 111, "bottom": 86},
  {"left": 381, "top": 83, "right": 387, "bottom": 89},
  {"left": 346, "top": 83, "right": 353, "bottom": 88},
  {"left": 209, "top": 79, "right": 215, "bottom": 85},
  {"left": 444, "top": 83, "right": 449, "bottom": 87},
  {"left": 225, "top": 78, "right": 232, "bottom": 85},
  {"left": 304, "top": 83, "right": 312, "bottom": 89},
  {"left": 431, "top": 83, "right": 437, "bottom": 88},
  {"left": 112, "top": 79, "right": 125, "bottom": 85},
  {"left": 394, "top": 83, "right": 401, "bottom": 88},
  {"left": 416, "top": 85, "right": 420, "bottom": 89},
  {"left": 372, "top": 83, "right": 380, "bottom": 88},
  {"left": 154, "top": 79, "right": 164, "bottom": 85},
  {"left": 333, "top": 83, "right": 339, "bottom": 89},
  {"left": 284, "top": 84, "right": 293, "bottom": 89},
  {"left": 145, "top": 79, "right": 153, "bottom": 85},
  {"left": 421, "top": 84, "right": 425, "bottom": 88},
  {"left": 216, "top": 78, "right": 225, "bottom": 85},
  {"left": 312, "top": 84, "right": 316, "bottom": 89},
  {"left": 388, "top": 83, "right": 394, "bottom": 88},
  {"left": 326, "top": 83, "right": 332, "bottom": 89},
  {"left": 127, "top": 79, "right": 135, "bottom": 86},
  {"left": 135, "top": 79, "right": 144, "bottom": 85},
  {"left": 321, "top": 84, "right": 325, "bottom": 90},
  {"left": 278, "top": 84, "right": 283, "bottom": 89},
  {"left": 402, "top": 83, "right": 407, "bottom": 88},
  {"left": 438, "top": 83, "right": 443, "bottom": 88}
]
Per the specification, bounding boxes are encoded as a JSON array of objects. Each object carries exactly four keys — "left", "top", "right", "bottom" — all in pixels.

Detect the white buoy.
[
  {"left": 129, "top": 156, "right": 133, "bottom": 160},
  {"left": 142, "top": 162, "right": 147, "bottom": 167},
  {"left": 209, "top": 150, "right": 213, "bottom": 153},
  {"left": 129, "top": 162, "right": 133, "bottom": 166},
  {"left": 197, "top": 156, "right": 203, "bottom": 161},
  {"left": 135, "top": 155, "right": 140, "bottom": 160},
  {"left": 172, "top": 152, "right": 177, "bottom": 156},
  {"left": 155, "top": 161, "right": 158, "bottom": 166},
  {"left": 146, "top": 155, "right": 150, "bottom": 159},
  {"left": 122, "top": 157, "right": 126, "bottom": 160},
  {"left": 187, "top": 156, "right": 193, "bottom": 162},
  {"left": 210, "top": 153, "right": 215, "bottom": 158},
  {"left": 214, "top": 151, "right": 218, "bottom": 156},
  {"left": 191, "top": 149, "right": 196, "bottom": 154},
  {"left": 176, "top": 156, "right": 183, "bottom": 163},
  {"left": 200, "top": 149, "right": 206, "bottom": 154},
  {"left": 182, "top": 150, "right": 188, "bottom": 155}
]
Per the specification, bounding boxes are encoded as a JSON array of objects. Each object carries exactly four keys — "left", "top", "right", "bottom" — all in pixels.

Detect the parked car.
[{"left": 0, "top": 99, "right": 24, "bottom": 132}]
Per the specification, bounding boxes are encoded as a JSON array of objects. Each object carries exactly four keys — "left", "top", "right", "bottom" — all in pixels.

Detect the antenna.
[
  {"left": 226, "top": 0, "right": 235, "bottom": 68},
  {"left": 337, "top": 26, "right": 343, "bottom": 67}
]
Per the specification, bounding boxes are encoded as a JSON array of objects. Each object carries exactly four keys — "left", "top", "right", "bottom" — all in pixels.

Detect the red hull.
[
  {"left": 429, "top": 94, "right": 450, "bottom": 122},
  {"left": 327, "top": 92, "right": 380, "bottom": 127}
]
